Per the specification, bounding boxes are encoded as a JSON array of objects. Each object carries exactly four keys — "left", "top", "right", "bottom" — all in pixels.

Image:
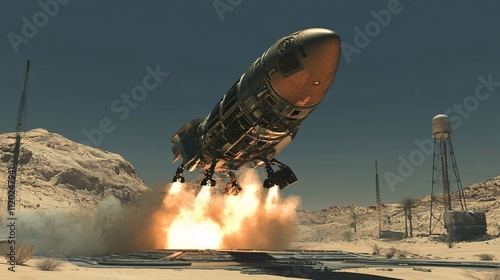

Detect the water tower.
[{"left": 429, "top": 114, "right": 467, "bottom": 235}]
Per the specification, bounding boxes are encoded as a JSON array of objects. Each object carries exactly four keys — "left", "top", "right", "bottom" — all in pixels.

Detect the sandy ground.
[
  {"left": 294, "top": 237, "right": 500, "bottom": 279},
  {"left": 295, "top": 237, "right": 500, "bottom": 262},
  {"left": 0, "top": 259, "right": 496, "bottom": 280},
  {"left": 2, "top": 237, "right": 499, "bottom": 280},
  {"left": 0, "top": 259, "right": 302, "bottom": 280},
  {"left": 339, "top": 267, "right": 497, "bottom": 280}
]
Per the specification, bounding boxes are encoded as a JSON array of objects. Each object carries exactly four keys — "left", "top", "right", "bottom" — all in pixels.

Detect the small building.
[
  {"left": 444, "top": 210, "right": 487, "bottom": 241},
  {"left": 379, "top": 230, "right": 405, "bottom": 240}
]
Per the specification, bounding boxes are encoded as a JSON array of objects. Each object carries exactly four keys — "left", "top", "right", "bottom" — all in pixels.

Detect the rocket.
[{"left": 171, "top": 28, "right": 341, "bottom": 195}]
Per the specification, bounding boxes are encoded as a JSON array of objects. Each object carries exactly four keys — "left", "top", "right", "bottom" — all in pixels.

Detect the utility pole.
[
  {"left": 375, "top": 160, "right": 382, "bottom": 237},
  {"left": 5, "top": 60, "right": 30, "bottom": 272}
]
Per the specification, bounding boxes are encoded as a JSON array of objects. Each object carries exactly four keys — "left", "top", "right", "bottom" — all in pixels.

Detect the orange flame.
[
  {"left": 162, "top": 169, "right": 300, "bottom": 249},
  {"left": 167, "top": 186, "right": 222, "bottom": 249},
  {"left": 169, "top": 181, "right": 183, "bottom": 194}
]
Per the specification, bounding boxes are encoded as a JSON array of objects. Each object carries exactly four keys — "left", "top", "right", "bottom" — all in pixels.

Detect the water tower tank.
[{"left": 432, "top": 114, "right": 451, "bottom": 139}]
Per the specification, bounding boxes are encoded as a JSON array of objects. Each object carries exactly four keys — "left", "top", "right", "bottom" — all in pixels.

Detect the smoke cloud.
[{"left": 2, "top": 169, "right": 300, "bottom": 255}]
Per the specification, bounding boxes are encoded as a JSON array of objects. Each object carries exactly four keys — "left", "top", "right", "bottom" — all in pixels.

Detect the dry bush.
[
  {"left": 485, "top": 272, "right": 500, "bottom": 280},
  {"left": 1, "top": 242, "right": 37, "bottom": 265},
  {"left": 341, "top": 230, "right": 354, "bottom": 241},
  {"left": 49, "top": 246, "right": 71, "bottom": 257},
  {"left": 385, "top": 246, "right": 397, "bottom": 258},
  {"left": 371, "top": 243, "right": 381, "bottom": 255},
  {"left": 463, "top": 270, "right": 500, "bottom": 280},
  {"left": 476, "top": 254, "right": 495, "bottom": 261},
  {"left": 398, "top": 250, "right": 411, "bottom": 258},
  {"left": 36, "top": 258, "right": 63, "bottom": 271}
]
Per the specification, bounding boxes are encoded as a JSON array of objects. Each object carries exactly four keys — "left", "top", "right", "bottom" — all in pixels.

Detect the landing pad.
[{"left": 65, "top": 249, "right": 500, "bottom": 280}]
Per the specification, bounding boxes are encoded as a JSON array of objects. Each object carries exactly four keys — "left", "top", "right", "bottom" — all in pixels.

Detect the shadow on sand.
[
  {"left": 260, "top": 266, "right": 399, "bottom": 280},
  {"left": 228, "top": 252, "right": 399, "bottom": 280}
]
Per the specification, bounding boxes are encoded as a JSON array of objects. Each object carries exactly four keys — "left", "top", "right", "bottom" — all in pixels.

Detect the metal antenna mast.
[
  {"left": 7, "top": 60, "right": 30, "bottom": 214},
  {"left": 375, "top": 160, "right": 382, "bottom": 237},
  {"left": 16, "top": 60, "right": 30, "bottom": 133}
]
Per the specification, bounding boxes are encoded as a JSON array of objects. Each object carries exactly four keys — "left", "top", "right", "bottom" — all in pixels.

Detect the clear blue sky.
[{"left": 1, "top": 1, "right": 499, "bottom": 210}]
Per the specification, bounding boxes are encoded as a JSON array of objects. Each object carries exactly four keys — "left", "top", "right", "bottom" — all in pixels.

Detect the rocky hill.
[
  {"left": 295, "top": 176, "right": 500, "bottom": 244},
  {"left": 0, "top": 128, "right": 147, "bottom": 210}
]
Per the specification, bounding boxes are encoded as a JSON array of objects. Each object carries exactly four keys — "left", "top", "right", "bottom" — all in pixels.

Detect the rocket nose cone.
[
  {"left": 273, "top": 28, "right": 340, "bottom": 107},
  {"left": 299, "top": 28, "right": 340, "bottom": 74}
]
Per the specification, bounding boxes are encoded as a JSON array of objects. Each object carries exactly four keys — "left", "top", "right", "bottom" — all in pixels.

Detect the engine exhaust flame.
[
  {"left": 5, "top": 170, "right": 298, "bottom": 255},
  {"left": 163, "top": 169, "right": 300, "bottom": 249},
  {"left": 266, "top": 185, "right": 280, "bottom": 209},
  {"left": 169, "top": 181, "right": 183, "bottom": 194},
  {"left": 167, "top": 186, "right": 222, "bottom": 249}
]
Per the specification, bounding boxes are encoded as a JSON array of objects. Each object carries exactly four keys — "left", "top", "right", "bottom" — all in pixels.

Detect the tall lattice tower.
[{"left": 429, "top": 114, "right": 467, "bottom": 235}]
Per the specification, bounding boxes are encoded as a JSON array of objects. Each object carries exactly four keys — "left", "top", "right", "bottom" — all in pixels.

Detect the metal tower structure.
[
  {"left": 6, "top": 60, "right": 30, "bottom": 214},
  {"left": 375, "top": 161, "right": 382, "bottom": 237},
  {"left": 429, "top": 114, "right": 467, "bottom": 235}
]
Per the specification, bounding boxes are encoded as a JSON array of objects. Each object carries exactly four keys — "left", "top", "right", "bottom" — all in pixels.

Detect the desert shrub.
[
  {"left": 49, "top": 246, "right": 71, "bottom": 257},
  {"left": 36, "top": 258, "right": 63, "bottom": 271},
  {"left": 487, "top": 272, "right": 500, "bottom": 280},
  {"left": 341, "top": 230, "right": 354, "bottom": 241},
  {"left": 1, "top": 242, "right": 36, "bottom": 265},
  {"left": 385, "top": 247, "right": 397, "bottom": 258},
  {"left": 371, "top": 243, "right": 381, "bottom": 255},
  {"left": 463, "top": 270, "right": 500, "bottom": 280},
  {"left": 476, "top": 254, "right": 495, "bottom": 261},
  {"left": 398, "top": 250, "right": 411, "bottom": 258}
]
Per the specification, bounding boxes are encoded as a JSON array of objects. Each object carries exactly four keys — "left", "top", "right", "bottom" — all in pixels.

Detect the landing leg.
[
  {"left": 172, "top": 163, "right": 185, "bottom": 183},
  {"left": 262, "top": 157, "right": 280, "bottom": 189},
  {"left": 201, "top": 158, "right": 217, "bottom": 187},
  {"left": 262, "top": 158, "right": 298, "bottom": 189}
]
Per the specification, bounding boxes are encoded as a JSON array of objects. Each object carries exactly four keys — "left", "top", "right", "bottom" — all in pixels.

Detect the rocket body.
[{"left": 171, "top": 28, "right": 340, "bottom": 189}]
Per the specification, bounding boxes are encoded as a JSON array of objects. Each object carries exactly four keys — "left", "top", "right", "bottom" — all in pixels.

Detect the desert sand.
[
  {"left": 299, "top": 238, "right": 499, "bottom": 279},
  {"left": 297, "top": 237, "right": 500, "bottom": 262},
  {"left": 339, "top": 267, "right": 495, "bottom": 280},
  {"left": 0, "top": 259, "right": 299, "bottom": 280}
]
